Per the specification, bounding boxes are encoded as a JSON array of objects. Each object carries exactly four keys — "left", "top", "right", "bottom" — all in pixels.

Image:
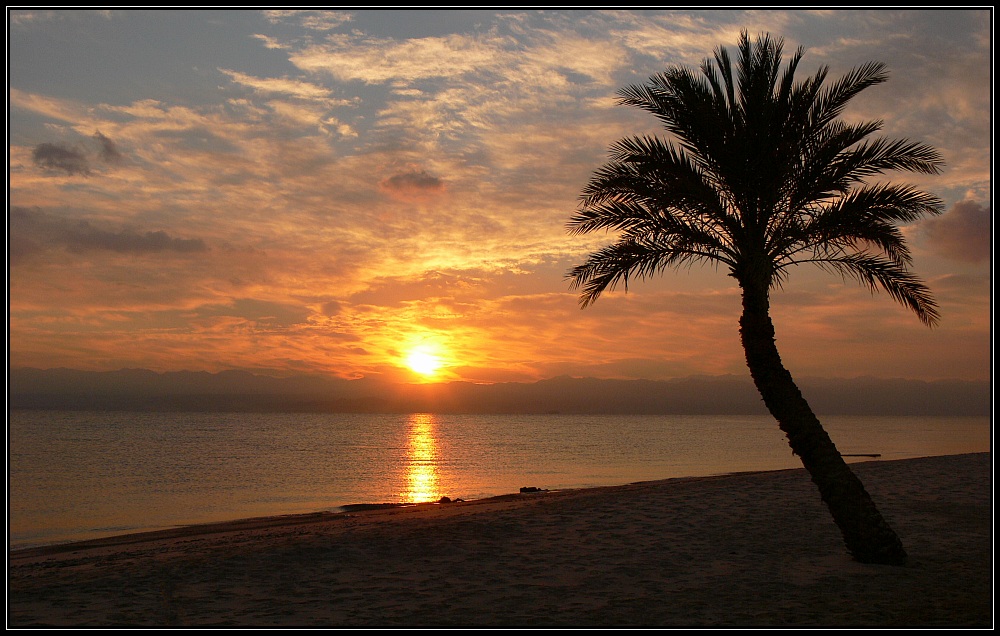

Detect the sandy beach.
[{"left": 6, "top": 452, "right": 992, "bottom": 628}]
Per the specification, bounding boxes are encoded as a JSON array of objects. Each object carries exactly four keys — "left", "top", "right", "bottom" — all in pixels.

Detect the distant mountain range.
[{"left": 7, "top": 367, "right": 990, "bottom": 416}]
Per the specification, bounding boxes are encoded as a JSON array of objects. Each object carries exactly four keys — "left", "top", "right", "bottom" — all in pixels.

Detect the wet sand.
[{"left": 6, "top": 453, "right": 992, "bottom": 627}]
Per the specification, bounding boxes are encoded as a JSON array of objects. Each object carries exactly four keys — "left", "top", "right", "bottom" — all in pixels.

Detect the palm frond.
[
  {"left": 573, "top": 135, "right": 742, "bottom": 248},
  {"left": 808, "top": 60, "right": 888, "bottom": 129},
  {"left": 770, "top": 183, "right": 943, "bottom": 271},
  {"left": 818, "top": 183, "right": 944, "bottom": 224},
  {"left": 802, "top": 252, "right": 941, "bottom": 326},
  {"left": 567, "top": 238, "right": 733, "bottom": 308},
  {"left": 786, "top": 120, "right": 885, "bottom": 205},
  {"left": 569, "top": 30, "right": 943, "bottom": 329},
  {"left": 780, "top": 219, "right": 911, "bottom": 269},
  {"left": 829, "top": 137, "right": 944, "bottom": 183}
]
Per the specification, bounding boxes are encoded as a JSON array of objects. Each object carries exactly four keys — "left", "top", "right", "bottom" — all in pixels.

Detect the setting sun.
[{"left": 405, "top": 347, "right": 444, "bottom": 377}]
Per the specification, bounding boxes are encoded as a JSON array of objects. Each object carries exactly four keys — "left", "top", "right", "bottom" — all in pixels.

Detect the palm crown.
[{"left": 568, "top": 32, "right": 944, "bottom": 325}]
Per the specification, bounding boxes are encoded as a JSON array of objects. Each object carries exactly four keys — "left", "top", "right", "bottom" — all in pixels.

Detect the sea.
[{"left": 7, "top": 410, "right": 991, "bottom": 551}]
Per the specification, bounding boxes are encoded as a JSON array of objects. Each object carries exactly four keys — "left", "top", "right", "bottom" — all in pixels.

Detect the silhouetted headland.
[{"left": 8, "top": 367, "right": 988, "bottom": 416}]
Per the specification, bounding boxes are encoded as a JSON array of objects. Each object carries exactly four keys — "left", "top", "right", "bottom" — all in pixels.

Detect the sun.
[{"left": 405, "top": 347, "right": 443, "bottom": 377}]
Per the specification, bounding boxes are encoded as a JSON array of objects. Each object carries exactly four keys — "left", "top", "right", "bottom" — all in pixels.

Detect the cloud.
[
  {"left": 32, "top": 142, "right": 90, "bottom": 175},
  {"left": 9, "top": 9, "right": 116, "bottom": 27},
  {"left": 8, "top": 10, "right": 62, "bottom": 27},
  {"left": 218, "top": 68, "right": 338, "bottom": 101},
  {"left": 93, "top": 130, "right": 123, "bottom": 164},
  {"left": 380, "top": 170, "right": 444, "bottom": 193},
  {"left": 252, "top": 33, "right": 287, "bottom": 50},
  {"left": 196, "top": 298, "right": 312, "bottom": 329},
  {"left": 921, "top": 200, "right": 991, "bottom": 264},
  {"left": 70, "top": 226, "right": 208, "bottom": 254},
  {"left": 9, "top": 207, "right": 208, "bottom": 262},
  {"left": 261, "top": 9, "right": 352, "bottom": 31},
  {"left": 378, "top": 169, "right": 447, "bottom": 203},
  {"left": 31, "top": 131, "right": 125, "bottom": 175},
  {"left": 289, "top": 32, "right": 502, "bottom": 84},
  {"left": 320, "top": 300, "right": 343, "bottom": 316},
  {"left": 9, "top": 87, "right": 93, "bottom": 124}
]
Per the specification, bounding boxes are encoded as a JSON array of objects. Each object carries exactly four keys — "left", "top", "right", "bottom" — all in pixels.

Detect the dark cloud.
[
  {"left": 921, "top": 200, "right": 991, "bottom": 264},
  {"left": 67, "top": 226, "right": 208, "bottom": 254},
  {"left": 32, "top": 142, "right": 90, "bottom": 175},
  {"left": 379, "top": 170, "right": 445, "bottom": 199},
  {"left": 93, "top": 130, "right": 123, "bottom": 164},
  {"left": 31, "top": 131, "right": 125, "bottom": 175},
  {"left": 320, "top": 300, "right": 343, "bottom": 316},
  {"left": 198, "top": 298, "right": 312, "bottom": 329},
  {"left": 9, "top": 207, "right": 208, "bottom": 263},
  {"left": 382, "top": 170, "right": 443, "bottom": 190}
]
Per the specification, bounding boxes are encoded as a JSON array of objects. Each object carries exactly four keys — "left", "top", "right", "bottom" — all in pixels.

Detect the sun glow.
[{"left": 404, "top": 346, "right": 444, "bottom": 377}]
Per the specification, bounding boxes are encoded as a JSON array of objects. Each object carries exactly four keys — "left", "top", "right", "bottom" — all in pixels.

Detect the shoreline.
[
  {"left": 5, "top": 456, "right": 924, "bottom": 556},
  {"left": 3, "top": 465, "right": 855, "bottom": 557},
  {"left": 7, "top": 453, "right": 992, "bottom": 627},
  {"left": 6, "top": 480, "right": 692, "bottom": 559}
]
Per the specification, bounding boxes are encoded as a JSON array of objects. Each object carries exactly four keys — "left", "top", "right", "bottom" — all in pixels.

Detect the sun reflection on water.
[{"left": 402, "top": 413, "right": 441, "bottom": 503}]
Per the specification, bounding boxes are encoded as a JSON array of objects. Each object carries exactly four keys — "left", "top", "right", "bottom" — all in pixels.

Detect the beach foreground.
[{"left": 7, "top": 453, "right": 992, "bottom": 627}]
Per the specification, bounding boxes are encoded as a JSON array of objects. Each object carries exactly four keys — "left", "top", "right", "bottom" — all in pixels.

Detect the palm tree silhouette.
[{"left": 567, "top": 31, "right": 943, "bottom": 565}]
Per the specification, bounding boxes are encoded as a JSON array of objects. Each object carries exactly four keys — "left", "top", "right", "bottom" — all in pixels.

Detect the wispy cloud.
[
  {"left": 219, "top": 69, "right": 340, "bottom": 101},
  {"left": 10, "top": 207, "right": 208, "bottom": 263},
  {"left": 261, "top": 9, "right": 353, "bottom": 31},
  {"left": 290, "top": 33, "right": 503, "bottom": 84}
]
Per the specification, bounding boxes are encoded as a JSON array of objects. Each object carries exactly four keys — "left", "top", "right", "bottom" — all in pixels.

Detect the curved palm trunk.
[{"left": 739, "top": 278, "right": 908, "bottom": 565}]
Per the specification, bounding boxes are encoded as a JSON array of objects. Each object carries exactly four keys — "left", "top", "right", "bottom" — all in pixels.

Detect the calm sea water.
[{"left": 7, "top": 411, "right": 991, "bottom": 551}]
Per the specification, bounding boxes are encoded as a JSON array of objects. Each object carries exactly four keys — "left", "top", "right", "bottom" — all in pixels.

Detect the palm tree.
[{"left": 567, "top": 31, "right": 944, "bottom": 565}]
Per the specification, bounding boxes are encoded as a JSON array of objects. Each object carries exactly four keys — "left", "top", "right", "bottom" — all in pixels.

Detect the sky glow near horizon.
[{"left": 7, "top": 9, "right": 992, "bottom": 384}]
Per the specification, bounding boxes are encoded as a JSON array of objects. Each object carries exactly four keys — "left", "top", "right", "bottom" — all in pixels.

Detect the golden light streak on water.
[{"left": 402, "top": 413, "right": 441, "bottom": 503}]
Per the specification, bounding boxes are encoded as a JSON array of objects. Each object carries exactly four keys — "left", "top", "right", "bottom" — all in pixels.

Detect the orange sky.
[{"left": 8, "top": 9, "right": 992, "bottom": 384}]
